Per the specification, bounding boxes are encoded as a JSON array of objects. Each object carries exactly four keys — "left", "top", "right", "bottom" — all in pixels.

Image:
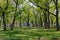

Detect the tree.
[
  {"left": 53, "top": 0, "right": 59, "bottom": 30},
  {"left": 2, "top": 0, "right": 8, "bottom": 31},
  {"left": 10, "top": 0, "right": 18, "bottom": 30}
]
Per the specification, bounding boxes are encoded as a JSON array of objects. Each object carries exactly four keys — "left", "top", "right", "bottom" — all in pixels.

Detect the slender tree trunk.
[
  {"left": 47, "top": 4, "right": 50, "bottom": 28},
  {"left": 39, "top": 13, "right": 42, "bottom": 27},
  {"left": 31, "top": 21, "right": 34, "bottom": 27},
  {"left": 44, "top": 9, "right": 48, "bottom": 29},
  {"left": 20, "top": 13, "right": 22, "bottom": 28},
  {"left": 27, "top": 12, "right": 29, "bottom": 27},
  {"left": 10, "top": 15, "right": 16, "bottom": 30},
  {"left": 55, "top": 0, "right": 59, "bottom": 31},
  {"left": 34, "top": 13, "right": 37, "bottom": 27},
  {"left": 0, "top": 19, "right": 1, "bottom": 27},
  {"left": 51, "top": 16, "right": 53, "bottom": 26},
  {"left": 2, "top": 12, "right": 6, "bottom": 31}
]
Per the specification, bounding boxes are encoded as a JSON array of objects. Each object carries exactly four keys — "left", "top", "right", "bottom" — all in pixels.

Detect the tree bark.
[
  {"left": 10, "top": 0, "right": 18, "bottom": 30},
  {"left": 27, "top": 12, "right": 30, "bottom": 27},
  {"left": 20, "top": 13, "right": 22, "bottom": 28},
  {"left": 39, "top": 13, "right": 43, "bottom": 27},
  {"left": 2, "top": 11, "right": 6, "bottom": 31},
  {"left": 47, "top": 3, "right": 50, "bottom": 28},
  {"left": 44, "top": 9, "right": 48, "bottom": 29},
  {"left": 55, "top": 0, "right": 59, "bottom": 31},
  {"left": 10, "top": 15, "right": 16, "bottom": 30}
]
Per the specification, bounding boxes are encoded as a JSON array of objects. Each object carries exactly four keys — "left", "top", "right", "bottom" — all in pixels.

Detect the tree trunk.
[
  {"left": 47, "top": 4, "right": 50, "bottom": 28},
  {"left": 2, "top": 12, "right": 6, "bottom": 31},
  {"left": 39, "top": 13, "right": 43, "bottom": 27},
  {"left": 10, "top": 15, "right": 16, "bottom": 30},
  {"left": 10, "top": 0, "right": 18, "bottom": 30},
  {"left": 31, "top": 21, "right": 34, "bottom": 27},
  {"left": 20, "top": 13, "right": 22, "bottom": 28},
  {"left": 44, "top": 9, "right": 48, "bottom": 29},
  {"left": 51, "top": 16, "right": 53, "bottom": 26},
  {"left": 27, "top": 13, "right": 29, "bottom": 27},
  {"left": 55, "top": 0, "right": 59, "bottom": 31}
]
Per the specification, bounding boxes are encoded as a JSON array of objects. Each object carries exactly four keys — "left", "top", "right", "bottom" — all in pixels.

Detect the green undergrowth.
[{"left": 0, "top": 28, "right": 60, "bottom": 40}]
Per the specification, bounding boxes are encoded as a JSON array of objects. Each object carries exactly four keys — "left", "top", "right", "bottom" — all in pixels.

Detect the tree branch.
[
  {"left": 5, "top": 0, "right": 8, "bottom": 10},
  {"left": 29, "top": 0, "right": 56, "bottom": 17}
]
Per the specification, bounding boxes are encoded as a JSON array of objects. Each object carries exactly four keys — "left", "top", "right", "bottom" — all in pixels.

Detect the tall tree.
[
  {"left": 53, "top": 0, "right": 59, "bottom": 30},
  {"left": 10, "top": 0, "right": 18, "bottom": 30},
  {"left": 2, "top": 0, "right": 8, "bottom": 31}
]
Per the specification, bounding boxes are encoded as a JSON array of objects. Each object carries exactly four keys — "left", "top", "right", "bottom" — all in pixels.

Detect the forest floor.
[{"left": 0, "top": 27, "right": 60, "bottom": 40}]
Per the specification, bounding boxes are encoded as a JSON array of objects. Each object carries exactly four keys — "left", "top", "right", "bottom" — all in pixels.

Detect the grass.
[{"left": 0, "top": 27, "right": 60, "bottom": 40}]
